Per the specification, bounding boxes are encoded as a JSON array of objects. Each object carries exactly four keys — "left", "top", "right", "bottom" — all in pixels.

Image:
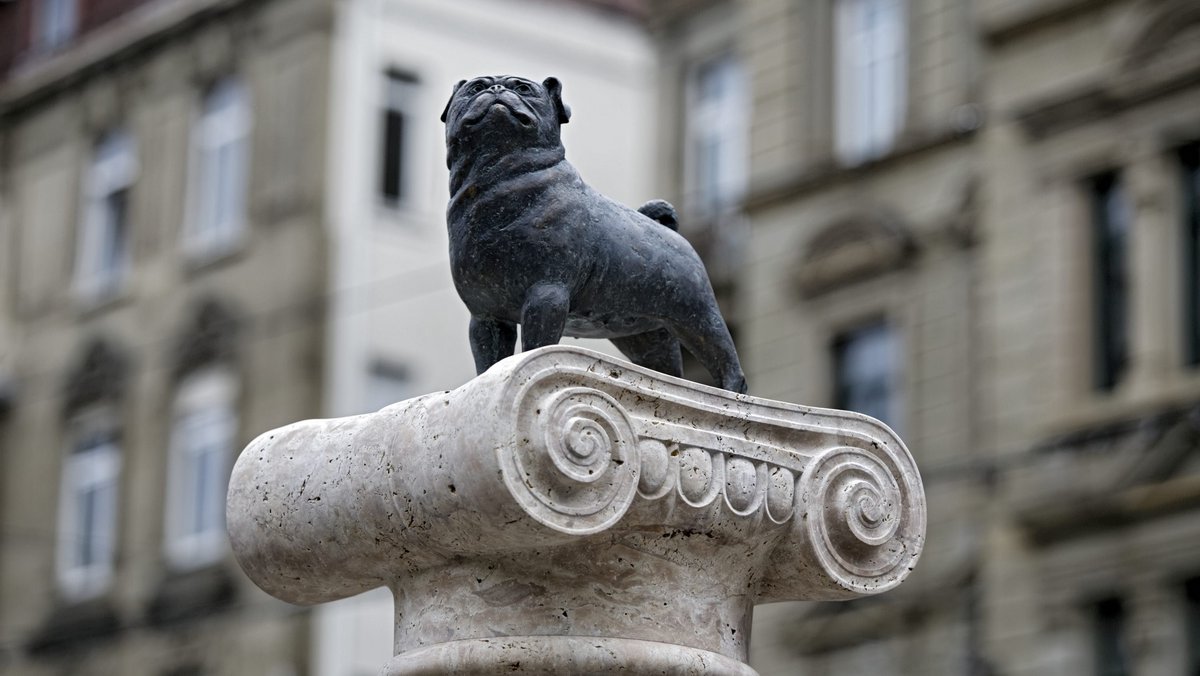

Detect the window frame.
[
  {"left": 364, "top": 358, "right": 411, "bottom": 413},
  {"left": 75, "top": 130, "right": 137, "bottom": 303},
  {"left": 1089, "top": 171, "right": 1132, "bottom": 392},
  {"left": 184, "top": 77, "right": 253, "bottom": 261},
  {"left": 163, "top": 368, "right": 239, "bottom": 570},
  {"left": 831, "top": 318, "right": 903, "bottom": 434},
  {"left": 1185, "top": 576, "right": 1200, "bottom": 676},
  {"left": 834, "top": 0, "right": 908, "bottom": 165},
  {"left": 379, "top": 70, "right": 419, "bottom": 209},
  {"left": 683, "top": 51, "right": 748, "bottom": 219},
  {"left": 1180, "top": 143, "right": 1200, "bottom": 367},
  {"left": 34, "top": 0, "right": 77, "bottom": 52},
  {"left": 1090, "top": 595, "right": 1131, "bottom": 676},
  {"left": 55, "top": 407, "right": 122, "bottom": 602}
]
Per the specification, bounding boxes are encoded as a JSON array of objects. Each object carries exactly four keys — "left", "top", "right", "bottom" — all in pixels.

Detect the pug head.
[{"left": 441, "top": 75, "right": 571, "bottom": 153}]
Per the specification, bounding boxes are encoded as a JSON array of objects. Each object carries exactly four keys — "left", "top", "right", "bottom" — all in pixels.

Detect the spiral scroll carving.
[
  {"left": 801, "top": 446, "right": 919, "bottom": 594},
  {"left": 503, "top": 387, "right": 640, "bottom": 535}
]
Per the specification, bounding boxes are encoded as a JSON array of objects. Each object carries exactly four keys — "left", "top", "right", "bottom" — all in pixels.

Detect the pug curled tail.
[{"left": 637, "top": 199, "right": 679, "bottom": 232}]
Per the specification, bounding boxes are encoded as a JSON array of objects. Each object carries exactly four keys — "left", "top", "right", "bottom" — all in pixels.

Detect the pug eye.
[
  {"left": 513, "top": 82, "right": 534, "bottom": 95},
  {"left": 466, "top": 82, "right": 487, "bottom": 95}
]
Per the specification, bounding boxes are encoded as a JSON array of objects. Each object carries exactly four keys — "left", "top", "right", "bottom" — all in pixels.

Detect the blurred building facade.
[
  {"left": 0, "top": 0, "right": 656, "bottom": 675},
  {"left": 649, "top": 0, "right": 1200, "bottom": 675},
  {"left": 5, "top": 0, "right": 1200, "bottom": 675},
  {"left": 0, "top": 0, "right": 332, "bottom": 674}
]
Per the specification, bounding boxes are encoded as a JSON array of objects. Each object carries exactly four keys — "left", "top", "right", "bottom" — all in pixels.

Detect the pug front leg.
[
  {"left": 520, "top": 282, "right": 570, "bottom": 352},
  {"left": 469, "top": 316, "right": 517, "bottom": 375}
]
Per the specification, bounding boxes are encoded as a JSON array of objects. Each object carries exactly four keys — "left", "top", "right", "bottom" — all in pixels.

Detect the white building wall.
[{"left": 320, "top": 1, "right": 657, "bottom": 673}]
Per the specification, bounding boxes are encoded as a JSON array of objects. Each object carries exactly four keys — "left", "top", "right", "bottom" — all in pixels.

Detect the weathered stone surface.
[{"left": 227, "top": 345, "right": 926, "bottom": 674}]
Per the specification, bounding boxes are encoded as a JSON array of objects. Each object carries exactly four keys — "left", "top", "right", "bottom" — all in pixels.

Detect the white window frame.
[
  {"left": 364, "top": 359, "right": 410, "bottom": 412},
  {"left": 75, "top": 130, "right": 136, "bottom": 302},
  {"left": 833, "top": 320, "right": 903, "bottom": 435},
  {"left": 835, "top": 0, "right": 907, "bottom": 165},
  {"left": 34, "top": 0, "right": 77, "bottom": 52},
  {"left": 164, "top": 368, "right": 238, "bottom": 569},
  {"left": 683, "top": 52, "right": 748, "bottom": 218},
  {"left": 379, "top": 71, "right": 419, "bottom": 209},
  {"left": 56, "top": 408, "right": 121, "bottom": 602},
  {"left": 184, "top": 77, "right": 252, "bottom": 260}
]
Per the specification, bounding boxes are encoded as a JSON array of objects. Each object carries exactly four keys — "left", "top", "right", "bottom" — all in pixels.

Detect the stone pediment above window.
[
  {"left": 1012, "top": 405, "right": 1200, "bottom": 545},
  {"left": 64, "top": 339, "right": 128, "bottom": 414},
  {"left": 1122, "top": 1, "right": 1200, "bottom": 73},
  {"left": 1113, "top": 1, "right": 1200, "bottom": 96},
  {"left": 793, "top": 210, "right": 916, "bottom": 299},
  {"left": 173, "top": 299, "right": 240, "bottom": 378},
  {"left": 1015, "top": 0, "right": 1200, "bottom": 140}
]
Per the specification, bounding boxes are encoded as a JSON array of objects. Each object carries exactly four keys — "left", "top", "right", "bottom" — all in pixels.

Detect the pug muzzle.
[{"left": 442, "top": 75, "right": 747, "bottom": 394}]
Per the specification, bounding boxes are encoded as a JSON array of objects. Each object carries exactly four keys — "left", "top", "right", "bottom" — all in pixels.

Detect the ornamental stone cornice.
[{"left": 228, "top": 346, "right": 926, "bottom": 674}]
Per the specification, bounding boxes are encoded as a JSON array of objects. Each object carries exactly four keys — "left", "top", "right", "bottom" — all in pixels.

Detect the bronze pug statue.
[{"left": 441, "top": 75, "right": 748, "bottom": 394}]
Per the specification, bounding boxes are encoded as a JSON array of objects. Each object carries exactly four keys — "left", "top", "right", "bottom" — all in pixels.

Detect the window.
[
  {"left": 1091, "top": 172, "right": 1131, "bottom": 391},
  {"left": 835, "top": 0, "right": 906, "bottom": 164},
  {"left": 56, "top": 410, "right": 121, "bottom": 601},
  {"left": 365, "top": 360, "right": 410, "bottom": 412},
  {"left": 1091, "top": 596, "right": 1130, "bottom": 676},
  {"left": 1181, "top": 143, "right": 1200, "bottom": 366},
  {"left": 380, "top": 71, "right": 418, "bottom": 206},
  {"left": 34, "top": 0, "right": 76, "bottom": 52},
  {"left": 833, "top": 321, "right": 901, "bottom": 433},
  {"left": 75, "top": 130, "right": 136, "bottom": 302},
  {"left": 164, "top": 369, "right": 237, "bottom": 569},
  {"left": 186, "top": 78, "right": 251, "bottom": 259},
  {"left": 685, "top": 53, "right": 747, "bottom": 217},
  {"left": 1186, "top": 577, "right": 1200, "bottom": 676}
]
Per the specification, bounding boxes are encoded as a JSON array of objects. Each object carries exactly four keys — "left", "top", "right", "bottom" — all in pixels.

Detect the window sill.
[
  {"left": 744, "top": 124, "right": 977, "bottom": 212},
  {"left": 27, "top": 596, "right": 119, "bottom": 655},
  {"left": 374, "top": 200, "right": 430, "bottom": 226},
  {"left": 1034, "top": 377, "right": 1200, "bottom": 451},
  {"left": 73, "top": 283, "right": 133, "bottom": 320},
  {"left": 146, "top": 563, "right": 237, "bottom": 626},
  {"left": 183, "top": 240, "right": 248, "bottom": 277}
]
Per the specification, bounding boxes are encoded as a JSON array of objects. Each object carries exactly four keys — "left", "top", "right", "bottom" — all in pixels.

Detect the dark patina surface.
[{"left": 441, "top": 75, "right": 747, "bottom": 394}]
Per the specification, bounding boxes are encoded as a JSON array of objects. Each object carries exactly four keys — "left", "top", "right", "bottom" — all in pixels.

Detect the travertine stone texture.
[{"left": 227, "top": 345, "right": 926, "bottom": 675}]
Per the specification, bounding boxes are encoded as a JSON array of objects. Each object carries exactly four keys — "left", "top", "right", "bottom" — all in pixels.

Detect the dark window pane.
[
  {"left": 1092, "top": 596, "right": 1129, "bottom": 676},
  {"left": 833, "top": 321, "right": 899, "bottom": 432},
  {"left": 79, "top": 484, "right": 98, "bottom": 566},
  {"left": 104, "top": 187, "right": 129, "bottom": 274},
  {"left": 1182, "top": 144, "right": 1200, "bottom": 366},
  {"left": 1091, "top": 173, "right": 1130, "bottom": 391},
  {"left": 380, "top": 109, "right": 404, "bottom": 202},
  {"left": 1186, "top": 577, "right": 1200, "bottom": 676},
  {"left": 380, "top": 71, "right": 416, "bottom": 205}
]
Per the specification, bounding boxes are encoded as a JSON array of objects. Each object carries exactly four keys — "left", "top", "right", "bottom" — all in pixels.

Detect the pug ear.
[
  {"left": 542, "top": 77, "right": 571, "bottom": 125},
  {"left": 440, "top": 79, "right": 467, "bottom": 123}
]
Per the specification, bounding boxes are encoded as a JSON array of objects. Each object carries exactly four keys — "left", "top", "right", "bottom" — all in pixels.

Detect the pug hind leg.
[
  {"left": 611, "top": 329, "right": 683, "bottom": 378},
  {"left": 469, "top": 316, "right": 517, "bottom": 375},
  {"left": 520, "top": 282, "right": 570, "bottom": 352},
  {"left": 667, "top": 316, "right": 748, "bottom": 395}
]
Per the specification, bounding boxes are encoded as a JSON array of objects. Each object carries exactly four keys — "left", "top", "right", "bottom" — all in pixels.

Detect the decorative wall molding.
[
  {"left": 63, "top": 338, "right": 128, "bottom": 414},
  {"left": 172, "top": 298, "right": 240, "bottom": 378},
  {"left": 792, "top": 210, "right": 916, "bottom": 298}
]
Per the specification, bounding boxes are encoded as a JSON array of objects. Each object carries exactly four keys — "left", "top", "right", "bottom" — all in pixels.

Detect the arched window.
[
  {"left": 164, "top": 367, "right": 238, "bottom": 568},
  {"left": 164, "top": 300, "right": 240, "bottom": 569},
  {"left": 57, "top": 340, "right": 127, "bottom": 601}
]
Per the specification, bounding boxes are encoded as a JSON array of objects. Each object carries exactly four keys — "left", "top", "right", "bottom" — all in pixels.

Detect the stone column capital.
[{"left": 228, "top": 346, "right": 926, "bottom": 674}]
